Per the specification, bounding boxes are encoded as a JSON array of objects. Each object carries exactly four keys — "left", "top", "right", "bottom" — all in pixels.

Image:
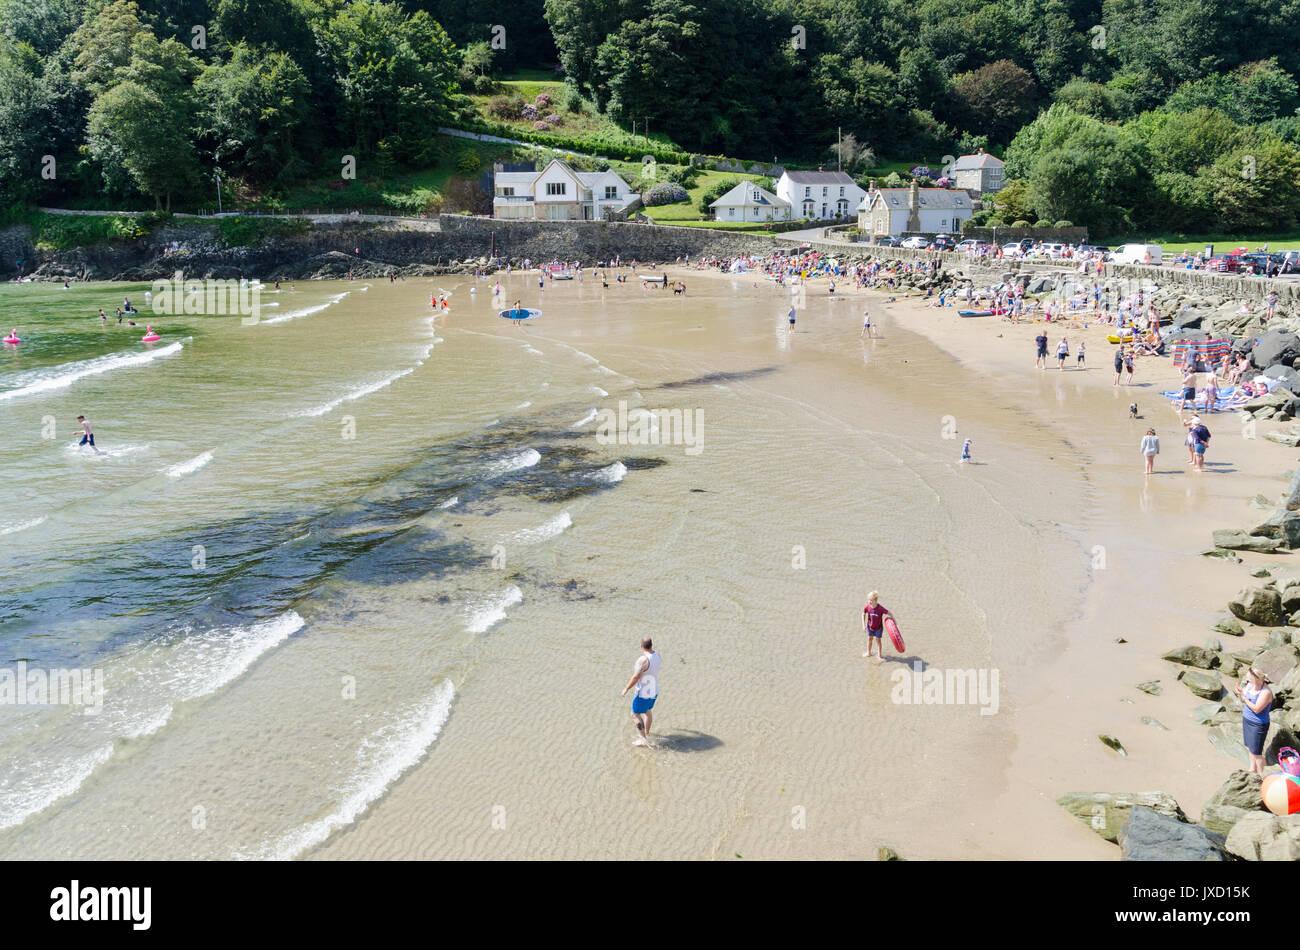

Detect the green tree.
[{"left": 949, "top": 60, "right": 1038, "bottom": 144}]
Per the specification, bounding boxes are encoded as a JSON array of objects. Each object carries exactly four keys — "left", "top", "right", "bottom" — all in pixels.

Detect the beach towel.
[{"left": 1161, "top": 385, "right": 1240, "bottom": 411}]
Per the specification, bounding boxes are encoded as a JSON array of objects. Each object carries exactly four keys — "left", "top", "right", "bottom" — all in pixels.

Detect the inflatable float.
[
  {"left": 1106, "top": 334, "right": 1136, "bottom": 344},
  {"left": 2, "top": 335, "right": 20, "bottom": 344},
  {"left": 884, "top": 616, "right": 905, "bottom": 653},
  {"left": 141, "top": 332, "right": 161, "bottom": 343},
  {"left": 499, "top": 308, "right": 541, "bottom": 321}
]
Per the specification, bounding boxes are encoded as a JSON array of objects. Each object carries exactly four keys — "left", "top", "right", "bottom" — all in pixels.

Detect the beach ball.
[{"left": 1261, "top": 773, "right": 1300, "bottom": 816}]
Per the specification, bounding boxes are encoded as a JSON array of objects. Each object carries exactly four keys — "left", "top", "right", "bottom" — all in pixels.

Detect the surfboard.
[
  {"left": 959, "top": 310, "right": 993, "bottom": 317},
  {"left": 499, "top": 308, "right": 541, "bottom": 321},
  {"left": 884, "top": 617, "right": 905, "bottom": 653}
]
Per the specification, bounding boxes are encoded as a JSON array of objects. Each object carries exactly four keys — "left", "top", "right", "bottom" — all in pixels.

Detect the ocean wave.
[
  {"left": 485, "top": 448, "right": 539, "bottom": 476},
  {"left": 295, "top": 368, "right": 414, "bottom": 418},
  {"left": 0, "top": 515, "right": 46, "bottom": 536},
  {"left": 465, "top": 586, "right": 524, "bottom": 633},
  {"left": 589, "top": 386, "right": 609, "bottom": 398},
  {"left": 0, "top": 342, "right": 184, "bottom": 403},
  {"left": 164, "top": 450, "right": 213, "bottom": 478},
  {"left": 261, "top": 292, "right": 349, "bottom": 325},
  {"left": 571, "top": 408, "right": 598, "bottom": 428},
  {"left": 586, "top": 462, "right": 627, "bottom": 484},
  {"left": 437, "top": 496, "right": 459, "bottom": 509},
  {"left": 510, "top": 511, "right": 572, "bottom": 545},
  {"left": 0, "top": 744, "right": 114, "bottom": 832},
  {"left": 236, "top": 681, "right": 454, "bottom": 860}
]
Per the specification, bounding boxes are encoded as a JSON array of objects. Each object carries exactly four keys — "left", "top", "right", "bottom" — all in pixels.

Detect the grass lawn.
[
  {"left": 1115, "top": 231, "right": 1300, "bottom": 254},
  {"left": 619, "top": 166, "right": 775, "bottom": 225}
]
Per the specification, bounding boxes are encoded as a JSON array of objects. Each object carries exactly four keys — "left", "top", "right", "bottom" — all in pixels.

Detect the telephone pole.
[{"left": 837, "top": 127, "right": 842, "bottom": 171}]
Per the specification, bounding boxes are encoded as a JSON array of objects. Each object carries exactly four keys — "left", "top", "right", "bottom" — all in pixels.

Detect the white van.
[{"left": 1112, "top": 243, "right": 1163, "bottom": 265}]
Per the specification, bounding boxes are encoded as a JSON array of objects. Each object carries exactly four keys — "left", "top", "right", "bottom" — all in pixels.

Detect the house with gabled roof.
[
  {"left": 709, "top": 182, "right": 791, "bottom": 222},
  {"left": 775, "top": 169, "right": 866, "bottom": 220},
  {"left": 941, "top": 148, "right": 1005, "bottom": 194},
  {"left": 857, "top": 180, "right": 973, "bottom": 236},
  {"left": 491, "top": 159, "right": 640, "bottom": 220}
]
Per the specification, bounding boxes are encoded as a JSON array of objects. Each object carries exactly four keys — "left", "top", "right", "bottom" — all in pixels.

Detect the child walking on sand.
[
  {"left": 862, "top": 591, "right": 894, "bottom": 662},
  {"left": 960, "top": 438, "right": 972, "bottom": 463},
  {"left": 1141, "top": 428, "right": 1159, "bottom": 475}
]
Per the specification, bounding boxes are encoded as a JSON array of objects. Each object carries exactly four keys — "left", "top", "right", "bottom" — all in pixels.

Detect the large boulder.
[
  {"left": 1205, "top": 770, "right": 1266, "bottom": 810},
  {"left": 1282, "top": 586, "right": 1300, "bottom": 613},
  {"left": 1252, "top": 328, "right": 1300, "bottom": 368},
  {"left": 1057, "top": 792, "right": 1187, "bottom": 843},
  {"left": 1253, "top": 644, "right": 1300, "bottom": 684},
  {"left": 1213, "top": 530, "right": 1281, "bottom": 553},
  {"left": 1208, "top": 722, "right": 1250, "bottom": 764},
  {"left": 1242, "top": 388, "right": 1296, "bottom": 412},
  {"left": 1249, "top": 511, "right": 1300, "bottom": 549},
  {"left": 1175, "top": 308, "right": 1204, "bottom": 330},
  {"left": 1285, "top": 469, "right": 1300, "bottom": 512},
  {"left": 1183, "top": 670, "right": 1225, "bottom": 699},
  {"left": 1201, "top": 803, "right": 1258, "bottom": 836},
  {"left": 1162, "top": 645, "right": 1220, "bottom": 670},
  {"left": 1228, "top": 586, "right": 1286, "bottom": 625},
  {"left": 1265, "top": 364, "right": 1300, "bottom": 394},
  {"left": 1225, "top": 812, "right": 1300, "bottom": 860},
  {"left": 1118, "top": 806, "right": 1230, "bottom": 861}
]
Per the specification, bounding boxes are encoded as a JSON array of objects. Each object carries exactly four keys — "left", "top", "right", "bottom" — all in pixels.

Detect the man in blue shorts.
[
  {"left": 620, "top": 637, "right": 661, "bottom": 747},
  {"left": 1035, "top": 331, "right": 1048, "bottom": 369}
]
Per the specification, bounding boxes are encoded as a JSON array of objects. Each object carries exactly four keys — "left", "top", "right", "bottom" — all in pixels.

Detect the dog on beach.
[{"left": 1129, "top": 402, "right": 1139, "bottom": 419}]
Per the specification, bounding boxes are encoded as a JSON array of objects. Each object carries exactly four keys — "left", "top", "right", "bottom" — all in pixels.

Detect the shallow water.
[{"left": 0, "top": 273, "right": 1091, "bottom": 858}]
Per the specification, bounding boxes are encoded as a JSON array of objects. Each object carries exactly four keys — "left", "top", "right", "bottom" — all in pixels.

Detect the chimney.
[{"left": 869, "top": 179, "right": 877, "bottom": 192}]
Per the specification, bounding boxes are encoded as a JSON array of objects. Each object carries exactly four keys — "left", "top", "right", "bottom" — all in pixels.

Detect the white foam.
[
  {"left": 587, "top": 461, "right": 627, "bottom": 484},
  {"left": 0, "top": 744, "right": 115, "bottom": 832},
  {"left": 437, "top": 495, "right": 459, "bottom": 509},
  {"left": 465, "top": 586, "right": 524, "bottom": 633},
  {"left": 571, "top": 408, "right": 598, "bottom": 428},
  {"left": 164, "top": 450, "right": 213, "bottom": 478},
  {"left": 524, "top": 346, "right": 543, "bottom": 355},
  {"left": 0, "top": 516, "right": 46, "bottom": 536},
  {"left": 296, "top": 368, "right": 414, "bottom": 417},
  {"left": 589, "top": 386, "right": 609, "bottom": 397},
  {"left": 238, "top": 681, "right": 454, "bottom": 860},
  {"left": 515, "top": 401, "right": 532, "bottom": 409},
  {"left": 0, "top": 342, "right": 184, "bottom": 403},
  {"left": 261, "top": 292, "right": 349, "bottom": 325},
  {"left": 511, "top": 510, "right": 573, "bottom": 544},
  {"left": 485, "top": 448, "right": 540, "bottom": 476}
]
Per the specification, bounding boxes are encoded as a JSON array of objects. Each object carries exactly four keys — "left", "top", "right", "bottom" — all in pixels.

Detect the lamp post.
[{"left": 215, "top": 169, "right": 222, "bottom": 215}]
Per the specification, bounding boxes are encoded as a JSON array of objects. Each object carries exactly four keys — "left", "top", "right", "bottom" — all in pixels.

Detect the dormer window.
[
  {"left": 804, "top": 187, "right": 810, "bottom": 196},
  {"left": 753, "top": 190, "right": 761, "bottom": 201}
]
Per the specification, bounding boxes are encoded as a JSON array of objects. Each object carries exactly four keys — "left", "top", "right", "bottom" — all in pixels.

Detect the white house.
[
  {"left": 709, "top": 182, "right": 791, "bottom": 222},
  {"left": 775, "top": 170, "right": 866, "bottom": 220},
  {"left": 492, "top": 159, "right": 639, "bottom": 220},
  {"left": 941, "top": 149, "right": 1005, "bottom": 194},
  {"left": 856, "top": 180, "right": 973, "bottom": 236}
]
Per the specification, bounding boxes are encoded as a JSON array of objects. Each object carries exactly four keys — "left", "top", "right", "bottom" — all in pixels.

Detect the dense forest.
[{"left": 2, "top": 0, "right": 1300, "bottom": 236}]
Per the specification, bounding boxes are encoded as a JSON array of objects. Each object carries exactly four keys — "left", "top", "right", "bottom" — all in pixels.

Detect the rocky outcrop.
[
  {"left": 1118, "top": 806, "right": 1232, "bottom": 860},
  {"left": 1057, "top": 792, "right": 1187, "bottom": 843},
  {"left": 1229, "top": 587, "right": 1286, "bottom": 625},
  {"left": 1225, "top": 812, "right": 1300, "bottom": 860}
]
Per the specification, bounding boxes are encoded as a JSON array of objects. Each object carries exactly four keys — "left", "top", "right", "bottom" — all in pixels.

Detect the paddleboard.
[
  {"left": 959, "top": 310, "right": 993, "bottom": 317},
  {"left": 884, "top": 616, "right": 905, "bottom": 653},
  {"left": 499, "top": 308, "right": 541, "bottom": 321}
]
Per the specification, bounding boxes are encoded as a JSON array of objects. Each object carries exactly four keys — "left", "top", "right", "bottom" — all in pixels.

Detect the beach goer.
[
  {"left": 1076, "top": 341, "right": 1086, "bottom": 368},
  {"left": 862, "top": 591, "right": 893, "bottom": 662},
  {"left": 788, "top": 306, "right": 796, "bottom": 332},
  {"left": 1056, "top": 337, "right": 1069, "bottom": 370},
  {"left": 1178, "top": 365, "right": 1197, "bottom": 414},
  {"left": 861, "top": 308, "right": 874, "bottom": 338},
  {"left": 620, "top": 637, "right": 661, "bottom": 748},
  {"left": 1113, "top": 347, "right": 1124, "bottom": 386},
  {"left": 1189, "top": 418, "right": 1211, "bottom": 471},
  {"left": 1141, "top": 428, "right": 1159, "bottom": 475},
  {"left": 960, "top": 439, "right": 972, "bottom": 463},
  {"left": 1035, "top": 331, "right": 1048, "bottom": 369},
  {"left": 1124, "top": 350, "right": 1135, "bottom": 385},
  {"left": 1234, "top": 666, "right": 1273, "bottom": 774},
  {"left": 76, "top": 415, "right": 100, "bottom": 454}
]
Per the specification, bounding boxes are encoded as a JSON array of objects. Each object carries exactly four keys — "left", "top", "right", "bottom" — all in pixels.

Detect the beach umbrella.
[{"left": 1261, "top": 772, "right": 1300, "bottom": 816}]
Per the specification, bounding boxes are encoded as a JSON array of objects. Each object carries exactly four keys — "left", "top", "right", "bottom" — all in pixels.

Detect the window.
[
  {"left": 728, "top": 208, "right": 735, "bottom": 218},
  {"left": 753, "top": 190, "right": 761, "bottom": 201},
  {"left": 604, "top": 186, "right": 617, "bottom": 200},
  {"left": 876, "top": 220, "right": 884, "bottom": 233},
  {"left": 500, "top": 187, "right": 515, "bottom": 197},
  {"left": 991, "top": 169, "right": 1002, "bottom": 178},
  {"left": 546, "top": 182, "right": 566, "bottom": 196},
  {"left": 822, "top": 187, "right": 828, "bottom": 196},
  {"left": 804, "top": 187, "right": 810, "bottom": 197},
  {"left": 839, "top": 186, "right": 845, "bottom": 196}
]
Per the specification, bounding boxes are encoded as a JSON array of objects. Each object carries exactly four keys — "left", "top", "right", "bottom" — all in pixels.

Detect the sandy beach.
[{"left": 0, "top": 268, "right": 1288, "bottom": 860}]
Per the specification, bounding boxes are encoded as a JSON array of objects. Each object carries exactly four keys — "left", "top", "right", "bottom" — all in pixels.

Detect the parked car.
[
  {"left": 1016, "top": 238, "right": 1035, "bottom": 251},
  {"left": 1238, "top": 253, "right": 1273, "bottom": 274},
  {"left": 1040, "top": 242, "right": 1066, "bottom": 259},
  {"left": 955, "top": 239, "right": 982, "bottom": 253},
  {"left": 1001, "top": 243, "right": 1025, "bottom": 258},
  {"left": 1270, "top": 250, "right": 1300, "bottom": 273},
  {"left": 1205, "top": 254, "right": 1242, "bottom": 273},
  {"left": 874, "top": 235, "right": 902, "bottom": 247},
  {"left": 932, "top": 234, "right": 956, "bottom": 251},
  {"left": 900, "top": 236, "right": 929, "bottom": 249}
]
